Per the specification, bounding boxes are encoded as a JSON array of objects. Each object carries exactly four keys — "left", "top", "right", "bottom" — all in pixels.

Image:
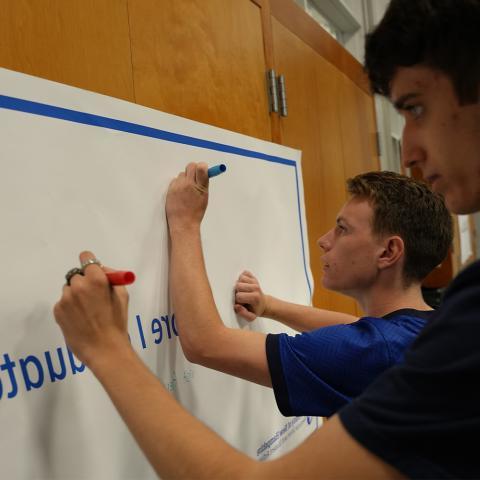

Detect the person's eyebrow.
[
  {"left": 336, "top": 216, "right": 350, "bottom": 227},
  {"left": 393, "top": 92, "right": 421, "bottom": 111}
]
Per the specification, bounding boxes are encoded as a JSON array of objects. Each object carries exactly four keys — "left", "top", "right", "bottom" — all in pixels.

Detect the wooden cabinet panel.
[
  {"left": 0, "top": 0, "right": 134, "bottom": 101},
  {"left": 128, "top": 0, "right": 272, "bottom": 141},
  {"left": 338, "top": 74, "right": 380, "bottom": 180},
  {"left": 272, "top": 17, "right": 357, "bottom": 315},
  {"left": 269, "top": 0, "right": 370, "bottom": 95}
]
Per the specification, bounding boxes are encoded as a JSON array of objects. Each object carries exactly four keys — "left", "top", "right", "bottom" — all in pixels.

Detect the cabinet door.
[
  {"left": 0, "top": 1, "right": 273, "bottom": 142},
  {"left": 128, "top": 0, "right": 272, "bottom": 141},
  {"left": 0, "top": 0, "right": 135, "bottom": 101},
  {"left": 338, "top": 74, "right": 380, "bottom": 180},
  {"left": 272, "top": 17, "right": 358, "bottom": 314}
]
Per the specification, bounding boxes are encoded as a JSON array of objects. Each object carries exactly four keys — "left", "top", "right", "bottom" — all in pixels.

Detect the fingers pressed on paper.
[
  {"left": 234, "top": 305, "right": 256, "bottom": 321},
  {"left": 239, "top": 274, "right": 257, "bottom": 284},
  {"left": 235, "top": 292, "right": 256, "bottom": 304},
  {"left": 236, "top": 282, "right": 256, "bottom": 293}
]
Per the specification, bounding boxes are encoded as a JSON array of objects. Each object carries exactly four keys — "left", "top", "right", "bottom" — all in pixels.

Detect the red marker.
[{"left": 106, "top": 271, "right": 136, "bottom": 285}]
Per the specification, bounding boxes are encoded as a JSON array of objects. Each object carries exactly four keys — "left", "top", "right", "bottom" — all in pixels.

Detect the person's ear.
[{"left": 377, "top": 236, "right": 404, "bottom": 270}]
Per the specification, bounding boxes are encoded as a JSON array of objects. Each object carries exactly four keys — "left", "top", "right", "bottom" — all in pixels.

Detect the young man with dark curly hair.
[{"left": 54, "top": 0, "right": 480, "bottom": 477}]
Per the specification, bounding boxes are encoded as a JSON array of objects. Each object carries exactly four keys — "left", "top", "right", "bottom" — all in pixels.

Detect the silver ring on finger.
[{"left": 80, "top": 258, "right": 102, "bottom": 272}]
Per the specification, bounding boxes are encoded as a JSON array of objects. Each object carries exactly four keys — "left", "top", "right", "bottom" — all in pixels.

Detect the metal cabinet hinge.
[
  {"left": 277, "top": 74, "right": 288, "bottom": 117},
  {"left": 266, "top": 69, "right": 279, "bottom": 114}
]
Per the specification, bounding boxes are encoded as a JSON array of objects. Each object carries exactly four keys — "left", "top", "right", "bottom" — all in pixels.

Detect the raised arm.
[
  {"left": 53, "top": 250, "right": 402, "bottom": 480},
  {"left": 166, "top": 163, "right": 271, "bottom": 387},
  {"left": 234, "top": 271, "right": 358, "bottom": 332}
]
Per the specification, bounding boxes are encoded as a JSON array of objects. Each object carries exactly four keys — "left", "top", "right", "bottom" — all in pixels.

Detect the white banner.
[{"left": 0, "top": 67, "right": 319, "bottom": 479}]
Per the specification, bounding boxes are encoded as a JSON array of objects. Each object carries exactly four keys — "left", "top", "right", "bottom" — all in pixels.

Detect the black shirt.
[{"left": 339, "top": 259, "right": 480, "bottom": 479}]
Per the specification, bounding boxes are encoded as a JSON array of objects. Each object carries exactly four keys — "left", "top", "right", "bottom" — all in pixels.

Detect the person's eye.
[
  {"left": 336, "top": 224, "right": 346, "bottom": 234},
  {"left": 406, "top": 104, "right": 424, "bottom": 119}
]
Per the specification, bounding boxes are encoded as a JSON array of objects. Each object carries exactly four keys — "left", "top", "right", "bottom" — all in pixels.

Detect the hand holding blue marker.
[{"left": 208, "top": 164, "right": 227, "bottom": 178}]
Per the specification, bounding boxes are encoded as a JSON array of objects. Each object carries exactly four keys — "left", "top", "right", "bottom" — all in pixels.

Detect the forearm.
[
  {"left": 169, "top": 225, "right": 225, "bottom": 360},
  {"left": 89, "top": 344, "right": 253, "bottom": 480},
  {"left": 166, "top": 165, "right": 270, "bottom": 386},
  {"left": 169, "top": 225, "right": 271, "bottom": 386},
  {"left": 264, "top": 296, "right": 358, "bottom": 332},
  {"left": 89, "top": 344, "right": 399, "bottom": 480}
]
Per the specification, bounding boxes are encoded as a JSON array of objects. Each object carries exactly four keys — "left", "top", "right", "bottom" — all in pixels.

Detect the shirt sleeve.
[
  {"left": 266, "top": 320, "right": 391, "bottom": 417},
  {"left": 338, "top": 262, "right": 480, "bottom": 479}
]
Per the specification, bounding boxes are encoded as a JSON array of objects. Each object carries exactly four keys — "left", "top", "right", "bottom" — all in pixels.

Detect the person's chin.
[
  {"left": 321, "top": 277, "right": 336, "bottom": 291},
  {"left": 321, "top": 277, "right": 330, "bottom": 289},
  {"left": 447, "top": 191, "right": 480, "bottom": 215}
]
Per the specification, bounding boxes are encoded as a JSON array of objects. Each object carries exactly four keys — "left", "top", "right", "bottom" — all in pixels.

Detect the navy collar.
[{"left": 382, "top": 308, "right": 434, "bottom": 321}]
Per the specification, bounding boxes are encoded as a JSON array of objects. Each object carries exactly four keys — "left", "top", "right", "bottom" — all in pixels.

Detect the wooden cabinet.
[
  {"left": 0, "top": 0, "right": 135, "bottom": 101},
  {"left": 269, "top": 0, "right": 379, "bottom": 314},
  {"left": 128, "top": 0, "right": 272, "bottom": 141},
  {"left": 0, "top": 0, "right": 379, "bottom": 314},
  {"left": 271, "top": 17, "right": 354, "bottom": 313}
]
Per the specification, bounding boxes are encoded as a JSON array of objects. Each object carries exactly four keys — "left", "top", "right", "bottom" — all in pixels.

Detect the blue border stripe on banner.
[
  {"left": 294, "top": 166, "right": 313, "bottom": 298},
  {"left": 0, "top": 93, "right": 312, "bottom": 298},
  {"left": 0, "top": 95, "right": 295, "bottom": 166}
]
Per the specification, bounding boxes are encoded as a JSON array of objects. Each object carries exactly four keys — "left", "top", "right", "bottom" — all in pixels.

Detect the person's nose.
[
  {"left": 317, "top": 230, "right": 332, "bottom": 252},
  {"left": 401, "top": 124, "right": 426, "bottom": 170}
]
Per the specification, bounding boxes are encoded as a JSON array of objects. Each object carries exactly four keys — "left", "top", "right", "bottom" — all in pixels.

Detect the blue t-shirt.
[{"left": 266, "top": 309, "right": 432, "bottom": 417}]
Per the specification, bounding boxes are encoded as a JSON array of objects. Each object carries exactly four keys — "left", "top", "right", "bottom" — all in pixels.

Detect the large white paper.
[{"left": 0, "top": 67, "right": 318, "bottom": 479}]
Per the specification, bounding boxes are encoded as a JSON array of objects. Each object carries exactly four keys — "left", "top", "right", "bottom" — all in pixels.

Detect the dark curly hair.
[
  {"left": 347, "top": 171, "right": 453, "bottom": 284},
  {"left": 365, "top": 0, "right": 480, "bottom": 104}
]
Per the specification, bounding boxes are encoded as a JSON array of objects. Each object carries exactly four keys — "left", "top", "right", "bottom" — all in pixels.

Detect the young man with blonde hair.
[{"left": 174, "top": 170, "right": 451, "bottom": 417}]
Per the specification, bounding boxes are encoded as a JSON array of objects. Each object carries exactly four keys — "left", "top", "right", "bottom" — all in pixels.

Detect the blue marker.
[{"left": 208, "top": 164, "right": 227, "bottom": 178}]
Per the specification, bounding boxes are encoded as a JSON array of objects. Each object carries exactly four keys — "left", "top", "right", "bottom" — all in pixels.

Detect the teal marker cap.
[{"left": 208, "top": 164, "right": 227, "bottom": 178}]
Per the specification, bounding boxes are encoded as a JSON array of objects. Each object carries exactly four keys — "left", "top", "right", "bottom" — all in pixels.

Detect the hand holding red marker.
[
  {"left": 65, "top": 257, "right": 136, "bottom": 286},
  {"left": 81, "top": 257, "right": 136, "bottom": 285}
]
